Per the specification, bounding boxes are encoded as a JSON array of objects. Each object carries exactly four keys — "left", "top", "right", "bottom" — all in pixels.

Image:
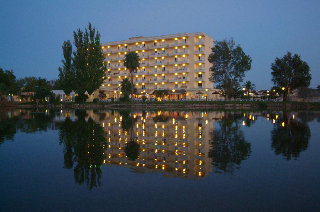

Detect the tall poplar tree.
[
  {"left": 73, "top": 23, "right": 105, "bottom": 101},
  {"left": 58, "top": 40, "right": 75, "bottom": 97}
]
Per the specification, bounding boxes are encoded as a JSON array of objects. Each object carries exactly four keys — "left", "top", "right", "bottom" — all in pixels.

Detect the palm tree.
[
  {"left": 243, "top": 81, "right": 256, "bottom": 96},
  {"left": 124, "top": 52, "right": 140, "bottom": 101}
]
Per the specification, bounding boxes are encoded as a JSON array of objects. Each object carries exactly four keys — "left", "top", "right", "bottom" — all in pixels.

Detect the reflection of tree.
[
  {"left": 153, "top": 114, "right": 169, "bottom": 123},
  {"left": 0, "top": 112, "right": 17, "bottom": 145},
  {"left": 16, "top": 111, "right": 55, "bottom": 133},
  {"left": 59, "top": 110, "right": 107, "bottom": 190},
  {"left": 125, "top": 141, "right": 140, "bottom": 161},
  {"left": 0, "top": 110, "right": 56, "bottom": 145},
  {"left": 119, "top": 110, "right": 140, "bottom": 161},
  {"left": 271, "top": 113, "right": 310, "bottom": 160},
  {"left": 209, "top": 114, "right": 251, "bottom": 174}
]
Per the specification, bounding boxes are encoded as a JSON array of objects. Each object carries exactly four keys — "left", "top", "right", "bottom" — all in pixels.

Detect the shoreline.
[{"left": 2, "top": 101, "right": 320, "bottom": 111}]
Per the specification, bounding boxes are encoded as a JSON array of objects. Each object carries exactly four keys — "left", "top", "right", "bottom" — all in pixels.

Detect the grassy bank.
[{"left": 2, "top": 100, "right": 320, "bottom": 111}]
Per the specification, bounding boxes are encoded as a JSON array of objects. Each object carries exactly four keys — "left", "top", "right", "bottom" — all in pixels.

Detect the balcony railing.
[
  {"left": 149, "top": 52, "right": 167, "bottom": 57},
  {"left": 168, "top": 51, "right": 188, "bottom": 56},
  {"left": 111, "top": 57, "right": 124, "bottom": 62},
  {"left": 169, "top": 68, "right": 188, "bottom": 74},
  {"left": 196, "top": 58, "right": 205, "bottom": 63},
  {"left": 135, "top": 79, "right": 147, "bottom": 84},
  {"left": 132, "top": 45, "right": 147, "bottom": 51},
  {"left": 103, "top": 49, "right": 111, "bottom": 53},
  {"left": 195, "top": 68, "right": 205, "bottom": 72},
  {"left": 169, "top": 77, "right": 188, "bottom": 83},
  {"left": 133, "top": 71, "right": 148, "bottom": 76},
  {"left": 119, "top": 72, "right": 129, "bottom": 76},
  {"left": 149, "top": 69, "right": 167, "bottom": 75},
  {"left": 149, "top": 61, "right": 167, "bottom": 66},
  {"left": 195, "top": 39, "right": 205, "bottom": 45},
  {"left": 139, "top": 54, "right": 148, "bottom": 59},
  {"left": 149, "top": 43, "right": 167, "bottom": 49},
  {"left": 111, "top": 80, "right": 120, "bottom": 85},
  {"left": 169, "top": 41, "right": 188, "bottom": 47},
  {"left": 140, "top": 62, "right": 148, "bottom": 66},
  {"left": 169, "top": 60, "right": 189, "bottom": 65},
  {"left": 194, "top": 49, "right": 204, "bottom": 54},
  {"left": 111, "top": 64, "right": 125, "bottom": 69},
  {"left": 112, "top": 47, "right": 130, "bottom": 53}
]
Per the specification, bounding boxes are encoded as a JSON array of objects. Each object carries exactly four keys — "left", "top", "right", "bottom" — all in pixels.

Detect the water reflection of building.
[{"left": 89, "top": 111, "right": 224, "bottom": 179}]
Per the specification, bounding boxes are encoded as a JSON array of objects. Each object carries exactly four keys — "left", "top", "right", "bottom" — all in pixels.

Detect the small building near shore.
[
  {"left": 289, "top": 87, "right": 320, "bottom": 102},
  {"left": 52, "top": 90, "right": 76, "bottom": 102}
]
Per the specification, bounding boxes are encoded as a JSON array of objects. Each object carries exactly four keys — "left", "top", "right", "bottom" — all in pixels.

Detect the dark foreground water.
[{"left": 1, "top": 109, "right": 320, "bottom": 211}]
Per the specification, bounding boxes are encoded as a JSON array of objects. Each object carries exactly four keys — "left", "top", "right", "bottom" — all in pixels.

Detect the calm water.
[{"left": 1, "top": 109, "right": 320, "bottom": 211}]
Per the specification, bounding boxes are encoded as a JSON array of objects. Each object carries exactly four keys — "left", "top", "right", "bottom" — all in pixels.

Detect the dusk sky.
[{"left": 1, "top": 0, "right": 319, "bottom": 89}]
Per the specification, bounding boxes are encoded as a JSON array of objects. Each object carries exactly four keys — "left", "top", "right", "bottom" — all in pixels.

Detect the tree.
[
  {"left": 317, "top": 85, "right": 320, "bottom": 90},
  {"left": 18, "top": 77, "right": 51, "bottom": 102},
  {"left": 58, "top": 40, "right": 75, "bottom": 98},
  {"left": 243, "top": 81, "right": 255, "bottom": 96},
  {"left": 153, "top": 89, "right": 169, "bottom": 101},
  {"left": 98, "top": 90, "right": 106, "bottom": 101},
  {"left": 208, "top": 39, "right": 252, "bottom": 100},
  {"left": 209, "top": 113, "right": 251, "bottom": 174},
  {"left": 271, "top": 52, "right": 311, "bottom": 101},
  {"left": 73, "top": 23, "right": 105, "bottom": 101},
  {"left": 271, "top": 112, "right": 310, "bottom": 160},
  {"left": 120, "top": 78, "right": 136, "bottom": 102},
  {"left": 0, "top": 68, "right": 18, "bottom": 96},
  {"left": 124, "top": 52, "right": 140, "bottom": 101},
  {"left": 58, "top": 110, "right": 107, "bottom": 189}
]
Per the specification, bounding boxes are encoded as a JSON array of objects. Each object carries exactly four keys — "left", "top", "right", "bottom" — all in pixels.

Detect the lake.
[{"left": 1, "top": 109, "right": 320, "bottom": 211}]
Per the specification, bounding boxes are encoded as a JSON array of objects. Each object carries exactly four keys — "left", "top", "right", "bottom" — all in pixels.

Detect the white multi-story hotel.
[{"left": 98, "top": 32, "right": 221, "bottom": 100}]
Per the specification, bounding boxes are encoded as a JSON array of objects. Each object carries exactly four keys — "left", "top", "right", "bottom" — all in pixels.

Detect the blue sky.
[{"left": 0, "top": 0, "right": 319, "bottom": 89}]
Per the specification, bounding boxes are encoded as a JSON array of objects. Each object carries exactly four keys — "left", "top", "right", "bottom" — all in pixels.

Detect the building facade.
[{"left": 99, "top": 32, "right": 221, "bottom": 100}]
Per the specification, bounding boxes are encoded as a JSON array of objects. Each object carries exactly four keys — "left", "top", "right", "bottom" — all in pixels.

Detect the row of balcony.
[
  {"left": 106, "top": 77, "right": 192, "bottom": 85},
  {"left": 106, "top": 68, "right": 205, "bottom": 76},
  {"left": 104, "top": 50, "right": 205, "bottom": 61},
  {"left": 103, "top": 39, "right": 205, "bottom": 53}
]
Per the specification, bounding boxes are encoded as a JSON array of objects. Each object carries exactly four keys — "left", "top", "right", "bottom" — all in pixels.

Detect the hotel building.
[{"left": 99, "top": 32, "right": 221, "bottom": 100}]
